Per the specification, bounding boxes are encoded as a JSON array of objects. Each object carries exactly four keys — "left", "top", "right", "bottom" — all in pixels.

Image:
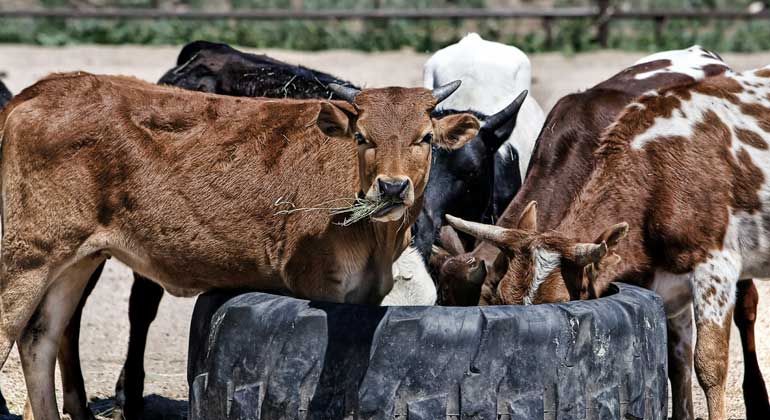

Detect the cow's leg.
[
  {"left": 667, "top": 304, "right": 694, "bottom": 420},
  {"left": 734, "top": 279, "right": 770, "bottom": 419},
  {"left": 0, "top": 264, "right": 50, "bottom": 420},
  {"left": 58, "top": 262, "right": 103, "bottom": 420},
  {"left": 113, "top": 273, "right": 164, "bottom": 420},
  {"left": 691, "top": 254, "right": 739, "bottom": 420},
  {"left": 17, "top": 256, "right": 104, "bottom": 420},
  {"left": 653, "top": 271, "right": 695, "bottom": 420},
  {"left": 0, "top": 387, "right": 8, "bottom": 415}
]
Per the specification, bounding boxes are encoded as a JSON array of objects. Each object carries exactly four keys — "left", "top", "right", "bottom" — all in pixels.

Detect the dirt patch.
[{"left": 1, "top": 45, "right": 769, "bottom": 419}]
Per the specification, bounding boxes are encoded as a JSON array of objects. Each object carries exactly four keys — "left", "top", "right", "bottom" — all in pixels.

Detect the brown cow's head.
[
  {"left": 445, "top": 202, "right": 629, "bottom": 305},
  {"left": 329, "top": 82, "right": 480, "bottom": 222}
]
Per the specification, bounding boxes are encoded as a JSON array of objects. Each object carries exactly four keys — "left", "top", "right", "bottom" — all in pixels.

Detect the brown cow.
[
  {"left": 438, "top": 47, "right": 769, "bottom": 420},
  {"left": 0, "top": 72, "right": 479, "bottom": 419},
  {"left": 447, "top": 65, "right": 770, "bottom": 420}
]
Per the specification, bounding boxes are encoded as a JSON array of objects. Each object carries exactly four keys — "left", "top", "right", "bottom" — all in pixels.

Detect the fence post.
[
  {"left": 596, "top": 0, "right": 610, "bottom": 47},
  {"left": 543, "top": 16, "right": 553, "bottom": 50},
  {"left": 654, "top": 15, "right": 667, "bottom": 47}
]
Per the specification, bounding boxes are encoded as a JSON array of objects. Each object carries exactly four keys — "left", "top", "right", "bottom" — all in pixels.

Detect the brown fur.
[
  {"left": 447, "top": 71, "right": 770, "bottom": 420},
  {"left": 0, "top": 72, "right": 478, "bottom": 419},
  {"left": 558, "top": 78, "right": 762, "bottom": 290},
  {"left": 736, "top": 127, "right": 769, "bottom": 150},
  {"left": 435, "top": 58, "right": 719, "bottom": 306},
  {"left": 735, "top": 279, "right": 770, "bottom": 418}
]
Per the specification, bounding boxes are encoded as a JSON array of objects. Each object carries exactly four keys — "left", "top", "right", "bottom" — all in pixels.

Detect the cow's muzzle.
[{"left": 368, "top": 176, "right": 414, "bottom": 222}]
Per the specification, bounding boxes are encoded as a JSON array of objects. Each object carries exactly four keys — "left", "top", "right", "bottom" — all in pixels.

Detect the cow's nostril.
[{"left": 378, "top": 179, "right": 409, "bottom": 200}]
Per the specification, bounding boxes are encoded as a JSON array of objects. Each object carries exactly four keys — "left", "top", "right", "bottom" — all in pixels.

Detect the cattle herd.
[{"left": 0, "top": 33, "right": 768, "bottom": 420}]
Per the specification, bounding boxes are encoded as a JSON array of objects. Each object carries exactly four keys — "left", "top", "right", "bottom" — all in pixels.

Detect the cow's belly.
[
  {"left": 284, "top": 258, "right": 386, "bottom": 304},
  {"left": 650, "top": 270, "right": 693, "bottom": 318},
  {"left": 91, "top": 219, "right": 394, "bottom": 303},
  {"left": 101, "top": 234, "right": 287, "bottom": 297}
]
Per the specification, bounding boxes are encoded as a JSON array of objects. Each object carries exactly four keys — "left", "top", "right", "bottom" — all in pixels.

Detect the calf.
[
  {"left": 53, "top": 42, "right": 441, "bottom": 420},
  {"left": 0, "top": 72, "right": 478, "bottom": 420},
  {"left": 437, "top": 46, "right": 730, "bottom": 305},
  {"left": 438, "top": 47, "right": 768, "bottom": 419},
  {"left": 161, "top": 41, "right": 529, "bottom": 261},
  {"left": 447, "top": 65, "right": 770, "bottom": 420},
  {"left": 51, "top": 41, "right": 530, "bottom": 419}
]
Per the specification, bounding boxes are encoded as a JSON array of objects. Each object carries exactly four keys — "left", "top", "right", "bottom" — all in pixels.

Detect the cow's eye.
[
  {"left": 421, "top": 133, "right": 433, "bottom": 144},
  {"left": 355, "top": 132, "right": 369, "bottom": 146}
]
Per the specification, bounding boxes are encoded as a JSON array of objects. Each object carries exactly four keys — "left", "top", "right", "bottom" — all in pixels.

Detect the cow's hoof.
[{"left": 188, "top": 283, "right": 669, "bottom": 420}]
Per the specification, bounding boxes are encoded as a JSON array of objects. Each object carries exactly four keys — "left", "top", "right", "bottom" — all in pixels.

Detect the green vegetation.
[{"left": 0, "top": 0, "right": 768, "bottom": 52}]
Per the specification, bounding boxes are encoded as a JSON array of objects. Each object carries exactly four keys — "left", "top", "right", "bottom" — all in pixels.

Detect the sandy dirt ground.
[{"left": 1, "top": 44, "right": 770, "bottom": 419}]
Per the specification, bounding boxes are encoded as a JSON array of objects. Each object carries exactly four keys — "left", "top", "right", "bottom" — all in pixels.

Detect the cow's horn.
[
  {"left": 483, "top": 90, "right": 528, "bottom": 131},
  {"left": 446, "top": 215, "right": 508, "bottom": 244},
  {"left": 432, "top": 80, "right": 462, "bottom": 104},
  {"left": 328, "top": 83, "right": 360, "bottom": 102},
  {"left": 574, "top": 242, "right": 608, "bottom": 266}
]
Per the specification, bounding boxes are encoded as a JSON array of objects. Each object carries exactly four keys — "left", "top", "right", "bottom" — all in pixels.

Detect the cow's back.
[
  {"left": 502, "top": 47, "right": 730, "bottom": 231},
  {"left": 1, "top": 72, "right": 363, "bottom": 296},
  {"left": 593, "top": 68, "right": 770, "bottom": 275}
]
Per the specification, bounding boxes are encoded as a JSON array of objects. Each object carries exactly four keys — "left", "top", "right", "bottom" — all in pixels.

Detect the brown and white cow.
[
  {"left": 0, "top": 72, "right": 479, "bottom": 419},
  {"left": 436, "top": 47, "right": 732, "bottom": 307},
  {"left": 447, "top": 65, "right": 770, "bottom": 420}
]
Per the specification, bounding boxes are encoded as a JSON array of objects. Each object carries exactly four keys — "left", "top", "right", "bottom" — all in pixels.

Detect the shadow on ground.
[
  {"left": 91, "top": 395, "right": 187, "bottom": 420},
  {"left": 0, "top": 395, "right": 187, "bottom": 420}
]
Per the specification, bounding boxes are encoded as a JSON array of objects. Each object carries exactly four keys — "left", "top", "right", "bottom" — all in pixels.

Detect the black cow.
[
  {"left": 412, "top": 100, "right": 524, "bottom": 260},
  {"left": 56, "top": 40, "right": 526, "bottom": 420},
  {"left": 158, "top": 40, "right": 357, "bottom": 98},
  {"left": 0, "top": 80, "right": 11, "bottom": 108}
]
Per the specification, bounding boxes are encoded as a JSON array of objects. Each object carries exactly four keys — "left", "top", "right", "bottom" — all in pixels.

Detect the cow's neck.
[
  {"left": 366, "top": 197, "right": 423, "bottom": 301},
  {"left": 557, "top": 151, "right": 652, "bottom": 292}
]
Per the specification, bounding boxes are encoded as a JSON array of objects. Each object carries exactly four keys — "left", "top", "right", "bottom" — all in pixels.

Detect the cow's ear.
[
  {"left": 317, "top": 101, "right": 356, "bottom": 138},
  {"left": 433, "top": 113, "right": 480, "bottom": 150},
  {"left": 517, "top": 201, "right": 538, "bottom": 232},
  {"left": 594, "top": 223, "right": 629, "bottom": 250},
  {"left": 572, "top": 222, "right": 629, "bottom": 267}
]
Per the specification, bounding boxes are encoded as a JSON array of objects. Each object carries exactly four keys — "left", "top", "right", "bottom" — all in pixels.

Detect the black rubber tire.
[{"left": 187, "top": 283, "right": 667, "bottom": 420}]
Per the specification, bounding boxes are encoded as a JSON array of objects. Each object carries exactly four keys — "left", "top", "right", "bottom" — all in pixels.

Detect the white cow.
[{"left": 424, "top": 33, "right": 546, "bottom": 179}]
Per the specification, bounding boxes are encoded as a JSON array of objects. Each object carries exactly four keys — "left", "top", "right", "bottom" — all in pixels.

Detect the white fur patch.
[
  {"left": 691, "top": 249, "right": 740, "bottom": 325},
  {"left": 633, "top": 45, "right": 727, "bottom": 81},
  {"left": 381, "top": 246, "right": 436, "bottom": 306},
  {"left": 629, "top": 91, "right": 696, "bottom": 149},
  {"left": 524, "top": 248, "right": 560, "bottom": 305}
]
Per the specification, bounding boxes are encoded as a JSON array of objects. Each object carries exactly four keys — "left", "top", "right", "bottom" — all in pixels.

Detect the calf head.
[
  {"left": 413, "top": 90, "right": 528, "bottom": 255},
  {"left": 445, "top": 202, "right": 629, "bottom": 305},
  {"left": 157, "top": 41, "right": 233, "bottom": 92},
  {"left": 329, "top": 82, "right": 479, "bottom": 223}
]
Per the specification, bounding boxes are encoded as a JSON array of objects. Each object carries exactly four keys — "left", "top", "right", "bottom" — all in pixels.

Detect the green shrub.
[{"left": 1, "top": 0, "right": 769, "bottom": 52}]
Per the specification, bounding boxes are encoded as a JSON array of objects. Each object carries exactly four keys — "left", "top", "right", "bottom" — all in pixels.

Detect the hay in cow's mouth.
[{"left": 274, "top": 196, "right": 399, "bottom": 226}]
